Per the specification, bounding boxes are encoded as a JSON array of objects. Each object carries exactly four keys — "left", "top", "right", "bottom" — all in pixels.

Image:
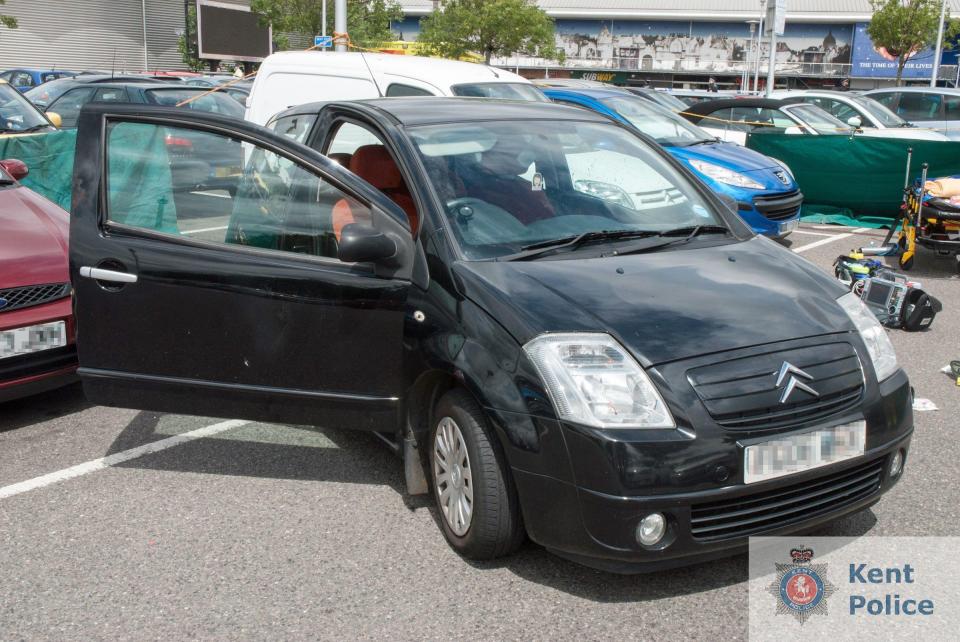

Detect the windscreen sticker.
[{"left": 532, "top": 172, "right": 544, "bottom": 191}]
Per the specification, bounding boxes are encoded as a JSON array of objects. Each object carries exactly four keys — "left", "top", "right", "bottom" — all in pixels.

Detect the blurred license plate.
[
  {"left": 779, "top": 218, "right": 799, "bottom": 234},
  {"left": 0, "top": 321, "right": 66, "bottom": 360},
  {"left": 744, "top": 421, "right": 866, "bottom": 484}
]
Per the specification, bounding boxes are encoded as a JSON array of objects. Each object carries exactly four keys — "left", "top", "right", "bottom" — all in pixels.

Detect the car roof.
[
  {"left": 864, "top": 86, "right": 960, "bottom": 95},
  {"left": 542, "top": 87, "right": 630, "bottom": 100},
  {"left": 260, "top": 51, "right": 529, "bottom": 86},
  {"left": 683, "top": 97, "right": 788, "bottom": 115},
  {"left": 329, "top": 97, "right": 612, "bottom": 127}
]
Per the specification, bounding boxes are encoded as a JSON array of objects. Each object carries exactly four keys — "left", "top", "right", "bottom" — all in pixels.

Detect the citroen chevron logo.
[{"left": 775, "top": 362, "right": 819, "bottom": 404}]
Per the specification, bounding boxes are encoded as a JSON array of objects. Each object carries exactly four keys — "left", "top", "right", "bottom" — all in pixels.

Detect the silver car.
[{"left": 862, "top": 87, "right": 960, "bottom": 140}]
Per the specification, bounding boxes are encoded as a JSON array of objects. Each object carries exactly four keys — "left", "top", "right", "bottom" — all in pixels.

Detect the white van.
[{"left": 245, "top": 51, "right": 545, "bottom": 125}]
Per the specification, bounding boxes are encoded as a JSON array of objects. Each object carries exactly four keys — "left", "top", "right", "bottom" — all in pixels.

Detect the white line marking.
[
  {"left": 790, "top": 229, "right": 836, "bottom": 237},
  {"left": 792, "top": 228, "right": 866, "bottom": 254},
  {"left": 0, "top": 419, "right": 250, "bottom": 500},
  {"left": 182, "top": 225, "right": 228, "bottom": 235}
]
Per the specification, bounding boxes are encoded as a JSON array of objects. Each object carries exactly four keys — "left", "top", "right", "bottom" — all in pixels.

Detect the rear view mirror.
[
  {"left": 847, "top": 116, "right": 862, "bottom": 128},
  {"left": 46, "top": 111, "right": 62, "bottom": 128},
  {"left": 338, "top": 223, "right": 398, "bottom": 264},
  {"left": 0, "top": 158, "right": 29, "bottom": 181}
]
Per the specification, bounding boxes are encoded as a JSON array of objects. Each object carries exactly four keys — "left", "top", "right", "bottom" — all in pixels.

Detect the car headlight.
[
  {"left": 837, "top": 293, "right": 898, "bottom": 381},
  {"left": 523, "top": 333, "right": 675, "bottom": 428},
  {"left": 688, "top": 159, "right": 765, "bottom": 190}
]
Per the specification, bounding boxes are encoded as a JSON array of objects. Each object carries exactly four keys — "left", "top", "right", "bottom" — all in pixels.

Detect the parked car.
[
  {"left": 775, "top": 90, "right": 950, "bottom": 141},
  {"left": 184, "top": 76, "right": 251, "bottom": 104},
  {"left": 681, "top": 98, "right": 861, "bottom": 145},
  {"left": 544, "top": 88, "right": 802, "bottom": 237},
  {"left": 69, "top": 98, "right": 911, "bottom": 572},
  {"left": 0, "top": 69, "right": 76, "bottom": 92},
  {"left": 0, "top": 158, "right": 76, "bottom": 402},
  {"left": 668, "top": 89, "right": 736, "bottom": 105},
  {"left": 24, "top": 74, "right": 164, "bottom": 110},
  {"left": 621, "top": 86, "right": 688, "bottom": 112},
  {"left": 531, "top": 78, "right": 620, "bottom": 89},
  {"left": 246, "top": 51, "right": 546, "bottom": 125},
  {"left": 863, "top": 87, "right": 960, "bottom": 140},
  {"left": 0, "top": 80, "right": 61, "bottom": 133},
  {"left": 33, "top": 81, "right": 244, "bottom": 128}
]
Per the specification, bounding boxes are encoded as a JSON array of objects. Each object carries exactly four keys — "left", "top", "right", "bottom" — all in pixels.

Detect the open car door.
[{"left": 69, "top": 104, "right": 415, "bottom": 431}]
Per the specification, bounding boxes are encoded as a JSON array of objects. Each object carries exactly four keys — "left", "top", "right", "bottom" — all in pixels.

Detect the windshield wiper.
[
  {"left": 499, "top": 229, "right": 660, "bottom": 261},
  {"left": 18, "top": 124, "right": 52, "bottom": 134},
  {"left": 615, "top": 224, "right": 731, "bottom": 255}
]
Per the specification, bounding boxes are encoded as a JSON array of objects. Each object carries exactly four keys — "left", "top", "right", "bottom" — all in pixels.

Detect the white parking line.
[
  {"left": 182, "top": 225, "right": 228, "bottom": 235},
  {"left": 0, "top": 419, "right": 249, "bottom": 501},
  {"left": 790, "top": 230, "right": 837, "bottom": 237},
  {"left": 792, "top": 228, "right": 866, "bottom": 254},
  {"left": 190, "top": 191, "right": 231, "bottom": 199}
]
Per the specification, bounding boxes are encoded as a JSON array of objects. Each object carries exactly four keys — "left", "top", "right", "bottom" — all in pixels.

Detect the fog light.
[
  {"left": 637, "top": 512, "right": 667, "bottom": 546},
  {"left": 889, "top": 450, "right": 904, "bottom": 478}
]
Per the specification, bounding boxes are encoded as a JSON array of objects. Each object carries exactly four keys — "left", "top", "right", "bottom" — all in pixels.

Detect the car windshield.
[
  {"left": 144, "top": 88, "right": 245, "bottom": 117},
  {"left": 644, "top": 91, "right": 688, "bottom": 112},
  {"left": 850, "top": 94, "right": 906, "bottom": 127},
  {"left": 601, "top": 95, "right": 713, "bottom": 145},
  {"left": 450, "top": 82, "right": 548, "bottom": 102},
  {"left": 410, "top": 119, "right": 722, "bottom": 260},
  {"left": 0, "top": 83, "right": 50, "bottom": 132},
  {"left": 786, "top": 104, "right": 851, "bottom": 134},
  {"left": 24, "top": 77, "right": 76, "bottom": 108}
]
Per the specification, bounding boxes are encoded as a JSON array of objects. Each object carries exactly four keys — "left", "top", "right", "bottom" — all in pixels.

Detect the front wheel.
[{"left": 430, "top": 389, "right": 524, "bottom": 559}]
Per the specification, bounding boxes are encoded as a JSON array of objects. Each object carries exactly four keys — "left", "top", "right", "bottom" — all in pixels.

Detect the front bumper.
[
  {"left": 499, "top": 367, "right": 913, "bottom": 574},
  {"left": 0, "top": 297, "right": 78, "bottom": 403}
]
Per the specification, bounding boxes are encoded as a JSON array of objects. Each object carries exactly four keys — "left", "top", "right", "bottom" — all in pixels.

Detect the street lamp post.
[
  {"left": 930, "top": 0, "right": 948, "bottom": 87},
  {"left": 754, "top": 0, "right": 766, "bottom": 93},
  {"left": 746, "top": 20, "right": 759, "bottom": 93},
  {"left": 335, "top": 0, "right": 347, "bottom": 52}
]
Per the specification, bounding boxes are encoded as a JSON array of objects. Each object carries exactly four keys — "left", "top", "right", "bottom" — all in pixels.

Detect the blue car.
[
  {"left": 0, "top": 69, "right": 76, "bottom": 93},
  {"left": 543, "top": 88, "right": 802, "bottom": 237}
]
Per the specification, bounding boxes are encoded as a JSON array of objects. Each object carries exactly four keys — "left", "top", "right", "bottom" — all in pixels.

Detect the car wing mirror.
[
  {"left": 338, "top": 223, "right": 399, "bottom": 265},
  {"left": 847, "top": 115, "right": 862, "bottom": 128},
  {"left": 46, "top": 111, "right": 62, "bottom": 128},
  {"left": 0, "top": 158, "right": 29, "bottom": 180}
]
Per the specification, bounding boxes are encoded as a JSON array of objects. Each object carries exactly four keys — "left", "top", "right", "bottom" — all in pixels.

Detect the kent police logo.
[{"left": 767, "top": 546, "right": 837, "bottom": 624}]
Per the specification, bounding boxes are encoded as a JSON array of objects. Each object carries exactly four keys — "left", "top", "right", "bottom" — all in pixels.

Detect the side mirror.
[
  {"left": 0, "top": 158, "right": 29, "bottom": 180},
  {"left": 337, "top": 223, "right": 398, "bottom": 264},
  {"left": 846, "top": 115, "right": 862, "bottom": 128},
  {"left": 46, "top": 111, "right": 62, "bottom": 128}
]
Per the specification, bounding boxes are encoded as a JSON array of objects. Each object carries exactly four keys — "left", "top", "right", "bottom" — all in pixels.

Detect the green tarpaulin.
[
  {"left": 0, "top": 130, "right": 76, "bottom": 210},
  {"left": 747, "top": 132, "right": 960, "bottom": 220}
]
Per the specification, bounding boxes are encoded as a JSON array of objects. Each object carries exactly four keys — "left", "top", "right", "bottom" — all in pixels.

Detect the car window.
[
  {"left": 24, "top": 78, "right": 76, "bottom": 108},
  {"left": 809, "top": 97, "right": 863, "bottom": 125},
  {"left": 410, "top": 120, "right": 721, "bottom": 260},
  {"left": 385, "top": 83, "right": 434, "bottom": 97},
  {"left": 870, "top": 92, "right": 898, "bottom": 110},
  {"left": 785, "top": 104, "right": 850, "bottom": 134},
  {"left": 896, "top": 93, "right": 941, "bottom": 120},
  {"left": 47, "top": 87, "right": 97, "bottom": 127},
  {"left": 722, "top": 107, "right": 793, "bottom": 131},
  {"left": 600, "top": 95, "right": 713, "bottom": 145},
  {"left": 144, "top": 88, "right": 245, "bottom": 118},
  {"left": 267, "top": 113, "right": 315, "bottom": 144},
  {"left": 12, "top": 72, "right": 34, "bottom": 88},
  {"left": 944, "top": 95, "right": 960, "bottom": 119},
  {"left": 105, "top": 120, "right": 371, "bottom": 262},
  {"left": 325, "top": 121, "right": 419, "bottom": 233},
  {"left": 94, "top": 87, "right": 128, "bottom": 102},
  {"left": 0, "top": 83, "right": 51, "bottom": 132}
]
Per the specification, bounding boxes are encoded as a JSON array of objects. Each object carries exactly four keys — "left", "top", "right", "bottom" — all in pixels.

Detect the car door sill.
[{"left": 78, "top": 367, "right": 399, "bottom": 405}]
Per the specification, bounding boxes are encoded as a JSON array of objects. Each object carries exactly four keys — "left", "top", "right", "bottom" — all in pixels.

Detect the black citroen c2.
[{"left": 69, "top": 98, "right": 912, "bottom": 572}]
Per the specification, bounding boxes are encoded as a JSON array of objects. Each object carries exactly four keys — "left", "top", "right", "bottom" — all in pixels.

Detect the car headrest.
[{"left": 349, "top": 145, "right": 403, "bottom": 190}]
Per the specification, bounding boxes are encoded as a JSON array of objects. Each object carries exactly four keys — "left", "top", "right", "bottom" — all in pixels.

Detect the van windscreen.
[{"left": 451, "top": 83, "right": 548, "bottom": 102}]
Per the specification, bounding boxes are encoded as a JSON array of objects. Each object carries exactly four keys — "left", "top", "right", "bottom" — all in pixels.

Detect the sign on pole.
[
  {"left": 314, "top": 35, "right": 334, "bottom": 48},
  {"left": 764, "top": 0, "right": 787, "bottom": 37}
]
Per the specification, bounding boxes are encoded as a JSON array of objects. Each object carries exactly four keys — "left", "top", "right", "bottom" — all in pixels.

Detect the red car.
[{"left": 0, "top": 158, "right": 77, "bottom": 402}]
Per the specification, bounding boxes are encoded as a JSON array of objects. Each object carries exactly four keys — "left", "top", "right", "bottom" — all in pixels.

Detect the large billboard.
[
  {"left": 197, "top": 0, "right": 272, "bottom": 62},
  {"left": 850, "top": 22, "right": 956, "bottom": 79}
]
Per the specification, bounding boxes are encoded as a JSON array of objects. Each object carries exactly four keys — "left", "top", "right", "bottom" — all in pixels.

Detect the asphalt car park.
[{"left": 1, "top": 222, "right": 956, "bottom": 641}]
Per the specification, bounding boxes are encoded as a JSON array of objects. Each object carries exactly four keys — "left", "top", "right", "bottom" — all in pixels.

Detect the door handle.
[{"left": 79, "top": 266, "right": 138, "bottom": 283}]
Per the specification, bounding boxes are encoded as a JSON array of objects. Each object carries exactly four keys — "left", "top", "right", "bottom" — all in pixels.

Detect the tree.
[
  {"left": 251, "top": 0, "right": 403, "bottom": 50},
  {"left": 1, "top": 0, "right": 18, "bottom": 30},
  {"left": 868, "top": 0, "right": 960, "bottom": 85},
  {"left": 177, "top": 6, "right": 205, "bottom": 72},
  {"left": 418, "top": 0, "right": 562, "bottom": 64}
]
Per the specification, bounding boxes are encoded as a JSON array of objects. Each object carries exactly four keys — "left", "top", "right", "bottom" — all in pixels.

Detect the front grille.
[
  {"left": 754, "top": 190, "right": 802, "bottom": 221},
  {"left": 691, "top": 458, "right": 884, "bottom": 541},
  {"left": 688, "top": 341, "right": 864, "bottom": 431},
  {"left": 0, "top": 283, "right": 71, "bottom": 313}
]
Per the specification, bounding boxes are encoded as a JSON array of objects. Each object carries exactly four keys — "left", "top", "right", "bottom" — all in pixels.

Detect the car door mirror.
[
  {"left": 0, "top": 158, "right": 28, "bottom": 180},
  {"left": 846, "top": 115, "right": 862, "bottom": 128},
  {"left": 338, "top": 223, "right": 399, "bottom": 265},
  {"left": 46, "top": 111, "right": 62, "bottom": 128}
]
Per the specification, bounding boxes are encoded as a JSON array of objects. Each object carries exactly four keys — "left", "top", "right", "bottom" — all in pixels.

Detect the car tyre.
[{"left": 430, "top": 388, "right": 524, "bottom": 560}]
